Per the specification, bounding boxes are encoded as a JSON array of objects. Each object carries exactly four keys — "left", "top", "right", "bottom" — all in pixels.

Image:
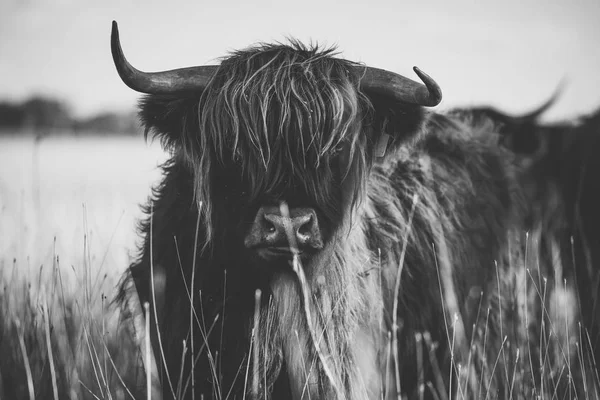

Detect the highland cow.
[
  {"left": 111, "top": 21, "right": 586, "bottom": 400},
  {"left": 451, "top": 100, "right": 600, "bottom": 370}
]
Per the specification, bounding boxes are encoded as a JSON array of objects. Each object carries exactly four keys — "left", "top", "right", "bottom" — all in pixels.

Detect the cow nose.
[
  {"left": 263, "top": 211, "right": 319, "bottom": 247},
  {"left": 244, "top": 206, "right": 324, "bottom": 250}
]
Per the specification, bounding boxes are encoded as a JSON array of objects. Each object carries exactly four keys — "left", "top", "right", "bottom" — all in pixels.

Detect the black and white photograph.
[{"left": 1, "top": 0, "right": 600, "bottom": 398}]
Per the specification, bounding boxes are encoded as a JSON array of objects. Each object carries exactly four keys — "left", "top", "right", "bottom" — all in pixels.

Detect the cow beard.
[{"left": 248, "top": 212, "right": 387, "bottom": 400}]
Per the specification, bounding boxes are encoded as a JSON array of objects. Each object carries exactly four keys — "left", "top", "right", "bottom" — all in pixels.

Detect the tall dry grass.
[
  {"left": 2, "top": 215, "right": 599, "bottom": 399},
  {"left": 0, "top": 235, "right": 148, "bottom": 399},
  {"left": 0, "top": 134, "right": 164, "bottom": 399}
]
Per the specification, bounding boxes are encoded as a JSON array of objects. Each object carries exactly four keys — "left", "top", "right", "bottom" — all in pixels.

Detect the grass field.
[
  {"left": 0, "top": 133, "right": 167, "bottom": 399},
  {"left": 0, "top": 132, "right": 598, "bottom": 399}
]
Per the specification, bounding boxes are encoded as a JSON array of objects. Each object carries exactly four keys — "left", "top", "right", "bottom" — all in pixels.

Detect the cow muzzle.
[{"left": 244, "top": 205, "right": 324, "bottom": 259}]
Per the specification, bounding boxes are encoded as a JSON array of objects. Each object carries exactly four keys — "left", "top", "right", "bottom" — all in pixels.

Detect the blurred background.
[{"left": 1, "top": 0, "right": 599, "bottom": 277}]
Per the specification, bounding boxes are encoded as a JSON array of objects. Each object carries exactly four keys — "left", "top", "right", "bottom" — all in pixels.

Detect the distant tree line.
[{"left": 0, "top": 96, "right": 142, "bottom": 135}]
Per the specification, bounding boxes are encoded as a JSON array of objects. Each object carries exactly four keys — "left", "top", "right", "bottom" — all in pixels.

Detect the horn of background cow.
[
  {"left": 360, "top": 66, "right": 442, "bottom": 107},
  {"left": 111, "top": 21, "right": 218, "bottom": 94},
  {"left": 517, "top": 79, "right": 566, "bottom": 122}
]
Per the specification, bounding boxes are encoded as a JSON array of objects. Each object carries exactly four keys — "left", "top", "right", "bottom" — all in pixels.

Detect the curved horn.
[
  {"left": 360, "top": 66, "right": 442, "bottom": 107},
  {"left": 516, "top": 79, "right": 566, "bottom": 122},
  {"left": 111, "top": 21, "right": 218, "bottom": 94}
]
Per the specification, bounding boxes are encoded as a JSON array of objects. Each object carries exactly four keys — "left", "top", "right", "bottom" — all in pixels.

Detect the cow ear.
[
  {"left": 138, "top": 94, "right": 200, "bottom": 152},
  {"left": 367, "top": 94, "right": 427, "bottom": 152}
]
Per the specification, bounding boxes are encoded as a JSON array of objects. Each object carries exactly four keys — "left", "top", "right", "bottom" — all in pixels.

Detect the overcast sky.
[{"left": 1, "top": 0, "right": 599, "bottom": 121}]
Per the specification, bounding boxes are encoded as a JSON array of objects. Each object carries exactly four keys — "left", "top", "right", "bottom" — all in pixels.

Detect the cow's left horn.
[
  {"left": 361, "top": 66, "right": 442, "bottom": 107},
  {"left": 111, "top": 21, "right": 218, "bottom": 94}
]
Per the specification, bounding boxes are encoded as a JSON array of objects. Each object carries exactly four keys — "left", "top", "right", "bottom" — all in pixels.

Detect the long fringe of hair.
[{"left": 181, "top": 41, "right": 372, "bottom": 247}]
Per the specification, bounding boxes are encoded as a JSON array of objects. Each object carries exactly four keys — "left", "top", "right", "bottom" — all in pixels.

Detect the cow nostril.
[
  {"left": 262, "top": 215, "right": 277, "bottom": 234},
  {"left": 297, "top": 216, "right": 313, "bottom": 237},
  {"left": 264, "top": 219, "right": 277, "bottom": 234}
]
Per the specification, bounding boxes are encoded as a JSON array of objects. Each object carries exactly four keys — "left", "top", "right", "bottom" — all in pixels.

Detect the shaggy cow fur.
[
  {"left": 451, "top": 104, "right": 600, "bottom": 373},
  {"left": 117, "top": 42, "right": 594, "bottom": 400}
]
